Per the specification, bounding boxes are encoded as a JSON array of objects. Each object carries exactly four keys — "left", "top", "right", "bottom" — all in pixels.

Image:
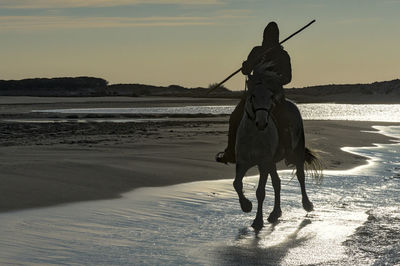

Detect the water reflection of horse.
[{"left": 233, "top": 80, "right": 322, "bottom": 230}]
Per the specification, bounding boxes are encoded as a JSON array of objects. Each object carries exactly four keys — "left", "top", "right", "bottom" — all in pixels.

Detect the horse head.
[{"left": 246, "top": 82, "right": 274, "bottom": 131}]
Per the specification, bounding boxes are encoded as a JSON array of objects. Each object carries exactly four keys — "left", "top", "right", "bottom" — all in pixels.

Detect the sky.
[{"left": 1, "top": 0, "right": 400, "bottom": 90}]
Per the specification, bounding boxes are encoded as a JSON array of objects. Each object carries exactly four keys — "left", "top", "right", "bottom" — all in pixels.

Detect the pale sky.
[{"left": 1, "top": 0, "right": 399, "bottom": 90}]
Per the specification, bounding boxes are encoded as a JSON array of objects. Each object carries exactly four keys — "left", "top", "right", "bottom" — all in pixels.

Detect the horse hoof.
[
  {"left": 251, "top": 219, "right": 264, "bottom": 231},
  {"left": 303, "top": 200, "right": 314, "bottom": 212},
  {"left": 267, "top": 210, "right": 282, "bottom": 223},
  {"left": 240, "top": 198, "right": 252, "bottom": 213}
]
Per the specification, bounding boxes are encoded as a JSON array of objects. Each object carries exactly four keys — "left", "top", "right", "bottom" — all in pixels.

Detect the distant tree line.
[
  {"left": 106, "top": 83, "right": 237, "bottom": 97},
  {"left": 0, "top": 77, "right": 108, "bottom": 96},
  {"left": 0, "top": 77, "right": 239, "bottom": 97},
  {"left": 285, "top": 79, "right": 400, "bottom": 103},
  {"left": 1, "top": 76, "right": 399, "bottom": 102}
]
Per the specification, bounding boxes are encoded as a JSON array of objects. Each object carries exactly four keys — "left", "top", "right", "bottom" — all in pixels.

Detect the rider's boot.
[
  {"left": 216, "top": 98, "right": 245, "bottom": 164},
  {"left": 216, "top": 123, "right": 237, "bottom": 164},
  {"left": 215, "top": 147, "right": 236, "bottom": 164}
]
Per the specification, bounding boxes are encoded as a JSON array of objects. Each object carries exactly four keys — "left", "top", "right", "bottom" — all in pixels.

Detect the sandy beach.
[{"left": 0, "top": 96, "right": 399, "bottom": 213}]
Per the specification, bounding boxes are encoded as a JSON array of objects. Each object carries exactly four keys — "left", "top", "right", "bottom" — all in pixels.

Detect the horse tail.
[{"left": 304, "top": 147, "right": 324, "bottom": 183}]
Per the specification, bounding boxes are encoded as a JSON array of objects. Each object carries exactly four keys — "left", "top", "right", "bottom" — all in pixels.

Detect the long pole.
[{"left": 207, "top": 19, "right": 316, "bottom": 94}]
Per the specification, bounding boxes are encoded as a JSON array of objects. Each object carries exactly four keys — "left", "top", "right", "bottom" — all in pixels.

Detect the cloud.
[
  {"left": 0, "top": 0, "right": 223, "bottom": 9},
  {"left": 333, "top": 17, "right": 382, "bottom": 25},
  {"left": 383, "top": 0, "right": 400, "bottom": 3},
  {"left": 0, "top": 1, "right": 251, "bottom": 31},
  {"left": 0, "top": 15, "right": 223, "bottom": 30},
  {"left": 215, "top": 9, "right": 252, "bottom": 17}
]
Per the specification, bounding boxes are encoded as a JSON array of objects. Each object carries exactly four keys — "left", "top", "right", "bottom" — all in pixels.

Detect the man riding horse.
[{"left": 216, "top": 21, "right": 293, "bottom": 164}]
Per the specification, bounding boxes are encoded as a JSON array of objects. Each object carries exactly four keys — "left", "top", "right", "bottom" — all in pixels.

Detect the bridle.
[{"left": 245, "top": 93, "right": 274, "bottom": 122}]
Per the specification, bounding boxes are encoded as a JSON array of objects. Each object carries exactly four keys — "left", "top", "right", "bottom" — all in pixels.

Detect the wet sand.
[{"left": 0, "top": 96, "right": 399, "bottom": 212}]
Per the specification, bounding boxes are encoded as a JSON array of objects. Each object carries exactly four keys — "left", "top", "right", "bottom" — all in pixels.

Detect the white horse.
[{"left": 233, "top": 79, "right": 322, "bottom": 230}]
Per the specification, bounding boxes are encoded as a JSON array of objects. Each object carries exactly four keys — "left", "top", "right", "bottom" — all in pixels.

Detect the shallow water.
[
  {"left": 0, "top": 126, "right": 399, "bottom": 265},
  {"left": 33, "top": 104, "right": 400, "bottom": 122},
  {"left": 2, "top": 118, "right": 169, "bottom": 124}
]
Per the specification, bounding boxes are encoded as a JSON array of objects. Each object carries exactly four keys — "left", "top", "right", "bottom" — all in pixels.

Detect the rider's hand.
[{"left": 242, "top": 60, "right": 252, "bottom": 75}]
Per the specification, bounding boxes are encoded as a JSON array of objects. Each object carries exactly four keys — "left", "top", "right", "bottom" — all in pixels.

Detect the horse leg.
[
  {"left": 268, "top": 164, "right": 282, "bottom": 223},
  {"left": 296, "top": 163, "right": 314, "bottom": 212},
  {"left": 233, "top": 163, "right": 252, "bottom": 213},
  {"left": 251, "top": 167, "right": 268, "bottom": 230}
]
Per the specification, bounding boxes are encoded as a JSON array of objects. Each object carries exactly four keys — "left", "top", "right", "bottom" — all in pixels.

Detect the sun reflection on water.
[{"left": 30, "top": 104, "right": 400, "bottom": 122}]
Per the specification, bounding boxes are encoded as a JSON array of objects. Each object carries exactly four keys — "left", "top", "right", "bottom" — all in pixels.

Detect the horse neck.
[{"left": 243, "top": 96, "right": 255, "bottom": 122}]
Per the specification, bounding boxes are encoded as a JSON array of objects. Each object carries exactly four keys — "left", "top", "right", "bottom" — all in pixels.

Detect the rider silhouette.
[{"left": 216, "top": 21, "right": 292, "bottom": 164}]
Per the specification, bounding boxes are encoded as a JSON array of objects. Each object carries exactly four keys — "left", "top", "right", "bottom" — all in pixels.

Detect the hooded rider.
[{"left": 216, "top": 21, "right": 292, "bottom": 164}]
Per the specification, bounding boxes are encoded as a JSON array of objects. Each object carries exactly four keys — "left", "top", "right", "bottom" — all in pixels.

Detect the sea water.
[
  {"left": 33, "top": 104, "right": 400, "bottom": 122},
  {"left": 0, "top": 126, "right": 399, "bottom": 265}
]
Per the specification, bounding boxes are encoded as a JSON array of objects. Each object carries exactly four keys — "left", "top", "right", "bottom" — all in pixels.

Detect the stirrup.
[
  {"left": 215, "top": 151, "right": 228, "bottom": 164},
  {"left": 215, "top": 151, "right": 235, "bottom": 164}
]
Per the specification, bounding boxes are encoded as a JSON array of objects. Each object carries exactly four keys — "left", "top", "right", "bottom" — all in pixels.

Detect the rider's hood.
[{"left": 262, "top": 21, "right": 279, "bottom": 47}]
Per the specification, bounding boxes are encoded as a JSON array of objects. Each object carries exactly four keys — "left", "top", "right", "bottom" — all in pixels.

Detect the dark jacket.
[{"left": 241, "top": 45, "right": 292, "bottom": 87}]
